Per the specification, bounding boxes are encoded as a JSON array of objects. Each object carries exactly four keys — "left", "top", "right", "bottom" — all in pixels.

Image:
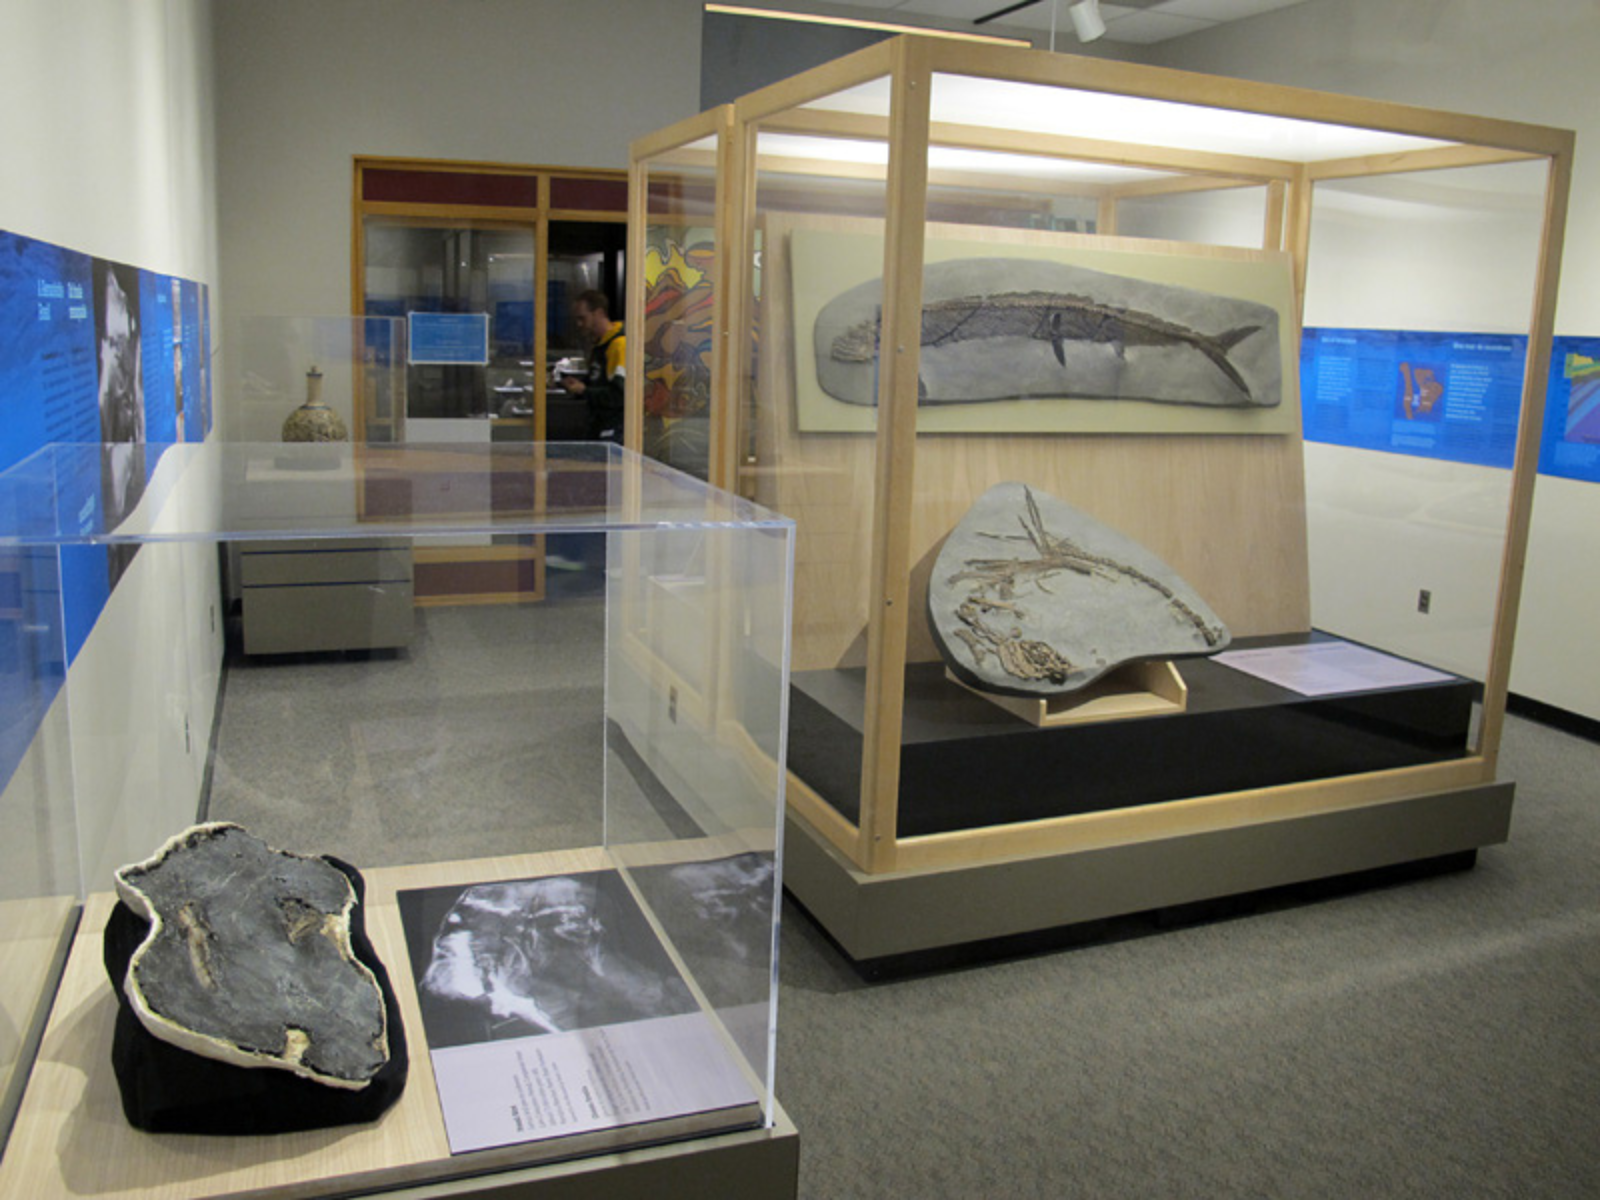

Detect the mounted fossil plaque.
[
  {"left": 928, "top": 483, "right": 1231, "bottom": 698},
  {"left": 815, "top": 256, "right": 1282, "bottom": 410},
  {"left": 105, "top": 822, "right": 408, "bottom": 1133}
]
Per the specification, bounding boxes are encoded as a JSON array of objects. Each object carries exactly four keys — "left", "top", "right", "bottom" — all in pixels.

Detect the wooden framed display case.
[
  {"left": 629, "top": 37, "right": 1573, "bottom": 963},
  {"left": 624, "top": 107, "right": 740, "bottom": 485},
  {"left": 0, "top": 443, "right": 797, "bottom": 1197}
]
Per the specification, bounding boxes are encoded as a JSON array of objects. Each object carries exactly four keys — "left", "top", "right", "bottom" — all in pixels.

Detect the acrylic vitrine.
[
  {"left": 229, "top": 314, "right": 407, "bottom": 444},
  {"left": 630, "top": 36, "right": 1574, "bottom": 963},
  {"left": 0, "top": 441, "right": 797, "bottom": 1198}
]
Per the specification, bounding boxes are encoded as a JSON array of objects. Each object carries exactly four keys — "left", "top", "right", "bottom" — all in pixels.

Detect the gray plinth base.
[
  {"left": 379, "top": 1104, "right": 799, "bottom": 1200},
  {"left": 785, "top": 783, "right": 1514, "bottom": 965}
]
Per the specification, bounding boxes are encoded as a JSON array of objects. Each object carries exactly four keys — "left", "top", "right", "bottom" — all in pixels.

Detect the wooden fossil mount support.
[{"left": 947, "top": 658, "right": 1187, "bottom": 728}]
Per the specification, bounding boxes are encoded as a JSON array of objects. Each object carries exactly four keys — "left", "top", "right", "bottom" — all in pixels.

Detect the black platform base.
[{"left": 788, "top": 632, "right": 1475, "bottom": 838}]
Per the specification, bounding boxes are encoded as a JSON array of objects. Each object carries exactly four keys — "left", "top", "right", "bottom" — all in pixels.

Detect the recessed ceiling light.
[{"left": 704, "top": 4, "right": 1031, "bottom": 47}]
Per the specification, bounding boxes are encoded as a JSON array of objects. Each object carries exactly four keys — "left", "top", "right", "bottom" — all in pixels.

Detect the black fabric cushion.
[{"left": 102, "top": 856, "right": 408, "bottom": 1135}]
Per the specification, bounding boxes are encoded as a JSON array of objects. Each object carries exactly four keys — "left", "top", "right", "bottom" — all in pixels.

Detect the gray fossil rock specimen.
[
  {"left": 815, "top": 257, "right": 1281, "bottom": 409},
  {"left": 928, "top": 482, "right": 1230, "bottom": 697},
  {"left": 113, "top": 823, "right": 390, "bottom": 1090}
]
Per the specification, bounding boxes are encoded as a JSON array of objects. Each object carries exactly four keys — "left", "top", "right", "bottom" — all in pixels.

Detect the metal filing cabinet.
[{"left": 239, "top": 538, "right": 414, "bottom": 655}]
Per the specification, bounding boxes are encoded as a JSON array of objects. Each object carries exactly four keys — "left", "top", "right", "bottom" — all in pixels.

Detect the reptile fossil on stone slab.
[
  {"left": 113, "top": 822, "right": 390, "bottom": 1090},
  {"left": 928, "top": 482, "right": 1231, "bottom": 697}
]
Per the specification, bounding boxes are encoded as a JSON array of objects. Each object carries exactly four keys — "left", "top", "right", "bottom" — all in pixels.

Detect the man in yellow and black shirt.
[{"left": 561, "top": 289, "right": 625, "bottom": 444}]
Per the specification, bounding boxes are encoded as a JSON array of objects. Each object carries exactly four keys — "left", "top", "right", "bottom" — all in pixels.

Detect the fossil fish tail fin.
[{"left": 1196, "top": 324, "right": 1261, "bottom": 399}]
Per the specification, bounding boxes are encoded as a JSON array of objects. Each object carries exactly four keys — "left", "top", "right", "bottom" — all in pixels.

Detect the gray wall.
[
  {"left": 1, "top": 0, "right": 218, "bottom": 284},
  {"left": 212, "top": 0, "right": 704, "bottom": 366},
  {"left": 701, "top": 10, "right": 891, "bottom": 110}
]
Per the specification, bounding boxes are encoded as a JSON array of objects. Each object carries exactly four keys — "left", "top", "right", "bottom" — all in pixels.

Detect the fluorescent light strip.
[{"left": 704, "top": 4, "right": 1032, "bottom": 46}]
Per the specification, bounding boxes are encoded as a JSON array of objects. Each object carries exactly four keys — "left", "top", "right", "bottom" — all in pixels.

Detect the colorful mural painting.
[{"left": 641, "top": 230, "right": 715, "bottom": 479}]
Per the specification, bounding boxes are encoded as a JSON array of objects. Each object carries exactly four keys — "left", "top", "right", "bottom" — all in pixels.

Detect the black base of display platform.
[
  {"left": 784, "top": 782, "right": 1512, "bottom": 973},
  {"left": 101, "top": 857, "right": 409, "bottom": 1135},
  {"left": 788, "top": 632, "right": 1476, "bottom": 838}
]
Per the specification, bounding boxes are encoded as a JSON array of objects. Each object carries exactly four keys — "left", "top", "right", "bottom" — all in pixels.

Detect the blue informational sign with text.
[
  {"left": 0, "top": 227, "right": 213, "bottom": 801},
  {"left": 0, "top": 231, "right": 99, "bottom": 472},
  {"left": 1537, "top": 335, "right": 1600, "bottom": 485},
  {"left": 408, "top": 311, "right": 489, "bottom": 365},
  {"left": 1300, "top": 327, "right": 1526, "bottom": 469}
]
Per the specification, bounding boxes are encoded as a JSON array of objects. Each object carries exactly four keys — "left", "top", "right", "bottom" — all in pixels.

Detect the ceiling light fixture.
[
  {"left": 1068, "top": 0, "right": 1107, "bottom": 42},
  {"left": 705, "top": 4, "right": 1029, "bottom": 47},
  {"left": 975, "top": 0, "right": 1105, "bottom": 45}
]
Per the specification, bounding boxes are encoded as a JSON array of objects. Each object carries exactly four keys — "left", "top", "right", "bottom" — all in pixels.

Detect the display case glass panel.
[
  {"left": 231, "top": 315, "right": 406, "bottom": 444},
  {"left": 638, "top": 137, "right": 720, "bottom": 481},
  {"left": 704, "top": 38, "right": 1567, "bottom": 882},
  {"left": 1297, "top": 158, "right": 1550, "bottom": 695},
  {"left": 0, "top": 442, "right": 792, "bottom": 1194},
  {"left": 363, "top": 219, "right": 536, "bottom": 428},
  {"left": 738, "top": 82, "right": 896, "bottom": 855}
]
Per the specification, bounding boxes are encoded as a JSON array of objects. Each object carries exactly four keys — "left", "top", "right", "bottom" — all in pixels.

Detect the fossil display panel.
[{"left": 0, "top": 441, "right": 794, "bottom": 1197}]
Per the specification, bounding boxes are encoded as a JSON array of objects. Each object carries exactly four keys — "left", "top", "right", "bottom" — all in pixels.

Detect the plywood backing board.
[
  {"left": 0, "top": 847, "right": 762, "bottom": 1200},
  {"left": 748, "top": 211, "right": 1311, "bottom": 674}
]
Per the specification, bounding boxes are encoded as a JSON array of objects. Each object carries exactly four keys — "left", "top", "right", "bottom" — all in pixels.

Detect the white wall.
[
  {"left": 70, "top": 456, "right": 224, "bottom": 890},
  {"left": 1297, "top": 164, "right": 1545, "bottom": 680},
  {"left": 1144, "top": 0, "right": 1600, "bottom": 718},
  {"left": 0, "top": 0, "right": 218, "bottom": 285},
  {"left": 0, "top": 0, "right": 223, "bottom": 896}
]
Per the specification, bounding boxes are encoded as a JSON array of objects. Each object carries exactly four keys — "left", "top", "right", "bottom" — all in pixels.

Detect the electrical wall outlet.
[{"left": 1417, "top": 589, "right": 1432, "bottom": 614}]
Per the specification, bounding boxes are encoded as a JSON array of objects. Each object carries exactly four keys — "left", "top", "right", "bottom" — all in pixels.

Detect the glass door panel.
[
  {"left": 546, "top": 220, "right": 626, "bottom": 441},
  {"left": 362, "top": 219, "right": 537, "bottom": 424}
]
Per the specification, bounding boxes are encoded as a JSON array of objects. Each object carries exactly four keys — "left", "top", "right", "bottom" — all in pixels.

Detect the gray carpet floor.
[
  {"left": 208, "top": 607, "right": 1599, "bottom": 1198},
  {"left": 777, "top": 713, "right": 1600, "bottom": 1199},
  {"left": 208, "top": 596, "right": 675, "bottom": 865}
]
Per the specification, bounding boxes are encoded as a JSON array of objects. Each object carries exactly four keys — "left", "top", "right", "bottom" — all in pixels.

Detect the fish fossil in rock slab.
[
  {"left": 928, "top": 482, "right": 1231, "bottom": 697},
  {"left": 813, "top": 257, "right": 1282, "bottom": 409},
  {"left": 832, "top": 290, "right": 1261, "bottom": 397},
  {"left": 113, "top": 822, "right": 391, "bottom": 1090}
]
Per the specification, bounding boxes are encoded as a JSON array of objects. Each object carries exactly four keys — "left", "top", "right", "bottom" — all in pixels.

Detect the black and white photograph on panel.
[
  {"left": 398, "top": 870, "right": 697, "bottom": 1050},
  {"left": 627, "top": 852, "right": 775, "bottom": 1009},
  {"left": 397, "top": 869, "right": 759, "bottom": 1155},
  {"left": 627, "top": 852, "right": 778, "bottom": 1077},
  {"left": 93, "top": 255, "right": 145, "bottom": 588}
]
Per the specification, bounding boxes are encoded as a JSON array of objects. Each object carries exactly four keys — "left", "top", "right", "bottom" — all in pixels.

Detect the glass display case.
[
  {"left": 0, "top": 442, "right": 796, "bottom": 1196},
  {"left": 230, "top": 314, "right": 406, "bottom": 444},
  {"left": 626, "top": 108, "right": 735, "bottom": 484},
  {"left": 631, "top": 36, "right": 1573, "bottom": 963}
]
